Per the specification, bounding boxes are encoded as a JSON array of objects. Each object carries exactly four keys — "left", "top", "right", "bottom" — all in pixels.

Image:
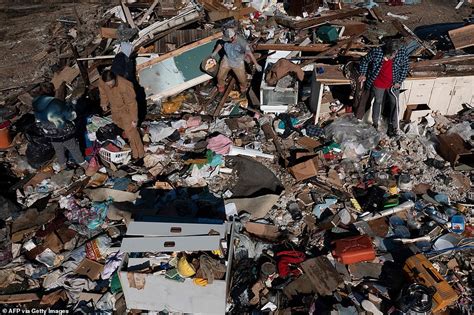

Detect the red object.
[
  {"left": 332, "top": 235, "right": 376, "bottom": 264},
  {"left": 276, "top": 250, "right": 306, "bottom": 277},
  {"left": 390, "top": 165, "right": 401, "bottom": 175},
  {"left": 373, "top": 59, "right": 394, "bottom": 89}
]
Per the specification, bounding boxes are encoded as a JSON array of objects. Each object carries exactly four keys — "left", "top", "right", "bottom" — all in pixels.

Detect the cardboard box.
[
  {"left": 119, "top": 221, "right": 234, "bottom": 314},
  {"left": 289, "top": 157, "right": 319, "bottom": 181}
]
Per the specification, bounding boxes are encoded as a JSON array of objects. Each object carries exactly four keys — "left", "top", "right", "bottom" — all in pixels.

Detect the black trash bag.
[
  {"left": 26, "top": 141, "right": 55, "bottom": 169},
  {"left": 96, "top": 124, "right": 123, "bottom": 142},
  {"left": 24, "top": 122, "right": 51, "bottom": 145}
]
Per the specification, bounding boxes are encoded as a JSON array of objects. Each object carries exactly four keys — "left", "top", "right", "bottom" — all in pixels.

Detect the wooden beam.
[
  {"left": 254, "top": 43, "right": 330, "bottom": 52},
  {"left": 275, "top": 8, "right": 366, "bottom": 30},
  {"left": 137, "top": 0, "right": 159, "bottom": 26},
  {"left": 121, "top": 1, "right": 136, "bottom": 29},
  {"left": 137, "top": 32, "right": 222, "bottom": 71},
  {"left": 392, "top": 20, "right": 436, "bottom": 56},
  {"left": 100, "top": 27, "right": 118, "bottom": 39},
  {"left": 69, "top": 43, "right": 90, "bottom": 88},
  {"left": 448, "top": 24, "right": 474, "bottom": 50},
  {"left": 213, "top": 77, "right": 236, "bottom": 117}
]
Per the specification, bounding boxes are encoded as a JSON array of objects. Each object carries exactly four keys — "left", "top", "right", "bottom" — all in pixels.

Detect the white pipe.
[{"left": 359, "top": 200, "right": 415, "bottom": 221}]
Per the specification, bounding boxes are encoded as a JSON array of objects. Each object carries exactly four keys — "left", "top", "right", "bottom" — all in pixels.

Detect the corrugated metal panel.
[{"left": 155, "top": 29, "right": 217, "bottom": 53}]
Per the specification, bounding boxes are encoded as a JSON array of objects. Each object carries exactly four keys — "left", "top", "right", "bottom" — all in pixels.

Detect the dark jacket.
[
  {"left": 359, "top": 46, "right": 409, "bottom": 89},
  {"left": 32, "top": 96, "right": 77, "bottom": 141}
]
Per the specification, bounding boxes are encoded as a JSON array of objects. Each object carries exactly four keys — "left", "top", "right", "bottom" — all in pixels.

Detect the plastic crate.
[{"left": 98, "top": 147, "right": 131, "bottom": 164}]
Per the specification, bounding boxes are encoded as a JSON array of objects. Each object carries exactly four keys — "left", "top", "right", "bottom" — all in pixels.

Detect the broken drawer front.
[
  {"left": 120, "top": 271, "right": 227, "bottom": 314},
  {"left": 120, "top": 235, "right": 222, "bottom": 252},
  {"left": 125, "top": 221, "right": 227, "bottom": 237},
  {"left": 407, "top": 80, "right": 434, "bottom": 105}
]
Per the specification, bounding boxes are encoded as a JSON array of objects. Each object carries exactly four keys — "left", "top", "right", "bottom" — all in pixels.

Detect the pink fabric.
[
  {"left": 186, "top": 116, "right": 202, "bottom": 128},
  {"left": 207, "top": 134, "right": 232, "bottom": 155}
]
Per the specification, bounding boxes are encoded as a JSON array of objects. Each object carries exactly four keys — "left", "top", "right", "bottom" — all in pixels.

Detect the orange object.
[
  {"left": 332, "top": 235, "right": 375, "bottom": 264},
  {"left": 0, "top": 125, "right": 12, "bottom": 149},
  {"left": 404, "top": 254, "right": 458, "bottom": 313}
]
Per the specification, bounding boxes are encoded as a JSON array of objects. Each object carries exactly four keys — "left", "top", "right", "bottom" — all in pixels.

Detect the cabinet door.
[
  {"left": 399, "top": 81, "right": 413, "bottom": 113},
  {"left": 407, "top": 80, "right": 435, "bottom": 104},
  {"left": 448, "top": 77, "right": 474, "bottom": 115},
  {"left": 428, "top": 77, "right": 456, "bottom": 114}
]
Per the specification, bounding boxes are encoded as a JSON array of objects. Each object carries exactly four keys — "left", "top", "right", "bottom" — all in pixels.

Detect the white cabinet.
[
  {"left": 428, "top": 77, "right": 457, "bottom": 115},
  {"left": 402, "top": 76, "right": 474, "bottom": 120},
  {"left": 407, "top": 80, "right": 435, "bottom": 105},
  {"left": 447, "top": 77, "right": 474, "bottom": 115}
]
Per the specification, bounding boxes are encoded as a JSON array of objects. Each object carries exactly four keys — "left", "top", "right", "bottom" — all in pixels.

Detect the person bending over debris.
[
  {"left": 98, "top": 70, "right": 145, "bottom": 160},
  {"left": 358, "top": 39, "right": 409, "bottom": 137},
  {"left": 32, "top": 95, "right": 87, "bottom": 171},
  {"left": 211, "top": 27, "right": 262, "bottom": 94}
]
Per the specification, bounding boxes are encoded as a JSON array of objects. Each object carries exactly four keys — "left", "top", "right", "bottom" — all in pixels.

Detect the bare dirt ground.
[{"left": 0, "top": 3, "right": 102, "bottom": 93}]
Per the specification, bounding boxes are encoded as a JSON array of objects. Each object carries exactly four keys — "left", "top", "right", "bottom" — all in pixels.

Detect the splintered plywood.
[
  {"left": 449, "top": 25, "right": 474, "bottom": 50},
  {"left": 138, "top": 39, "right": 221, "bottom": 100}
]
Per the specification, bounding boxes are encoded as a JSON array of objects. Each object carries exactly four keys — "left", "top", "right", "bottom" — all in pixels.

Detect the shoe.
[{"left": 387, "top": 128, "right": 399, "bottom": 138}]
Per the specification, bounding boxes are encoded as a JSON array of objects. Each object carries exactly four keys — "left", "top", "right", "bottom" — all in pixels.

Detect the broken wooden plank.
[
  {"left": 300, "top": 256, "right": 343, "bottom": 296},
  {"left": 121, "top": 1, "right": 136, "bottom": 29},
  {"left": 254, "top": 43, "right": 330, "bottom": 52},
  {"left": 51, "top": 66, "right": 80, "bottom": 89},
  {"left": 208, "top": 6, "right": 256, "bottom": 22},
  {"left": 392, "top": 20, "right": 436, "bottom": 56},
  {"left": 69, "top": 43, "right": 90, "bottom": 87},
  {"left": 275, "top": 7, "right": 366, "bottom": 30},
  {"left": 133, "top": 8, "right": 201, "bottom": 48},
  {"left": 100, "top": 27, "right": 118, "bottom": 39},
  {"left": 213, "top": 77, "right": 236, "bottom": 117},
  {"left": 137, "top": 32, "right": 222, "bottom": 71},
  {"left": 0, "top": 293, "right": 40, "bottom": 304},
  {"left": 448, "top": 24, "right": 474, "bottom": 50},
  {"left": 137, "top": 0, "right": 159, "bottom": 26}
]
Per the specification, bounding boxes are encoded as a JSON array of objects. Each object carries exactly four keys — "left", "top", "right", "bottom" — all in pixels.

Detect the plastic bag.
[
  {"left": 26, "top": 142, "right": 55, "bottom": 169},
  {"left": 324, "top": 116, "right": 380, "bottom": 158},
  {"left": 448, "top": 121, "right": 473, "bottom": 141}
]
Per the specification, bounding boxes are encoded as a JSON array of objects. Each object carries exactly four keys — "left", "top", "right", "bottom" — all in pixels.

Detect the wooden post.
[{"left": 69, "top": 43, "right": 90, "bottom": 88}]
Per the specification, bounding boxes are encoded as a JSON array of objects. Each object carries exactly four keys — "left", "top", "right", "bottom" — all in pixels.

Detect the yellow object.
[
  {"left": 388, "top": 185, "right": 398, "bottom": 195},
  {"left": 212, "top": 249, "right": 222, "bottom": 256},
  {"left": 404, "top": 254, "right": 458, "bottom": 313},
  {"left": 350, "top": 198, "right": 362, "bottom": 213},
  {"left": 177, "top": 256, "right": 196, "bottom": 278},
  {"left": 193, "top": 278, "right": 208, "bottom": 286}
]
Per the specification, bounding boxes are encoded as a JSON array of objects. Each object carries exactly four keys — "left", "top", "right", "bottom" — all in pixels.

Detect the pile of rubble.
[{"left": 0, "top": 0, "right": 473, "bottom": 314}]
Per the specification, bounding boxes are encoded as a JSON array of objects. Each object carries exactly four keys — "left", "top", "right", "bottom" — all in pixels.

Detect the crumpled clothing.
[
  {"left": 207, "top": 134, "right": 233, "bottom": 155},
  {"left": 101, "top": 252, "right": 125, "bottom": 280},
  {"left": 187, "top": 116, "right": 202, "bottom": 128},
  {"left": 63, "top": 197, "right": 110, "bottom": 230},
  {"left": 148, "top": 122, "right": 176, "bottom": 143},
  {"left": 265, "top": 58, "right": 304, "bottom": 86},
  {"left": 195, "top": 255, "right": 226, "bottom": 284},
  {"left": 276, "top": 250, "right": 306, "bottom": 278}
]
